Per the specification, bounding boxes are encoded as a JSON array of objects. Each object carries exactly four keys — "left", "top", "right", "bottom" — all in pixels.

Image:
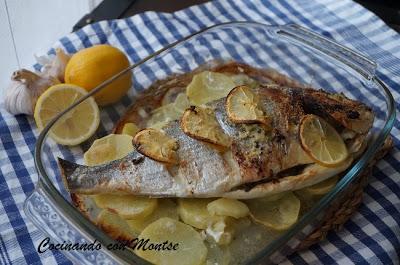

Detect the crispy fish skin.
[
  {"left": 60, "top": 121, "right": 241, "bottom": 197},
  {"left": 59, "top": 82, "right": 374, "bottom": 198}
]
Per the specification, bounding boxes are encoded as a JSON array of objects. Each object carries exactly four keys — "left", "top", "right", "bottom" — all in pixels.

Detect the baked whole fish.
[{"left": 59, "top": 62, "right": 374, "bottom": 199}]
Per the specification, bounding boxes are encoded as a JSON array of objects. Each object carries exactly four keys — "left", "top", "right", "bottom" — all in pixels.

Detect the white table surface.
[{"left": 0, "top": 0, "right": 101, "bottom": 99}]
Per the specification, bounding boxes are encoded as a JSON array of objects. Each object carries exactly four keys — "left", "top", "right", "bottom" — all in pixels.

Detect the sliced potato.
[
  {"left": 229, "top": 73, "right": 258, "bottom": 89},
  {"left": 146, "top": 104, "right": 181, "bottom": 129},
  {"left": 147, "top": 92, "right": 190, "bottom": 129},
  {"left": 226, "top": 85, "right": 268, "bottom": 125},
  {"left": 126, "top": 199, "right": 178, "bottom": 234},
  {"left": 135, "top": 217, "right": 207, "bottom": 265},
  {"left": 84, "top": 134, "right": 134, "bottom": 166},
  {"left": 207, "top": 198, "right": 249, "bottom": 219},
  {"left": 186, "top": 71, "right": 236, "bottom": 106},
  {"left": 93, "top": 194, "right": 157, "bottom": 220},
  {"left": 206, "top": 217, "right": 235, "bottom": 246},
  {"left": 121, "top": 122, "right": 140, "bottom": 137},
  {"left": 134, "top": 128, "right": 179, "bottom": 164},
  {"left": 177, "top": 198, "right": 215, "bottom": 229},
  {"left": 181, "top": 106, "right": 231, "bottom": 148},
  {"left": 297, "top": 176, "right": 339, "bottom": 197},
  {"left": 173, "top": 92, "right": 190, "bottom": 112},
  {"left": 96, "top": 209, "right": 136, "bottom": 240},
  {"left": 246, "top": 192, "right": 301, "bottom": 231}
]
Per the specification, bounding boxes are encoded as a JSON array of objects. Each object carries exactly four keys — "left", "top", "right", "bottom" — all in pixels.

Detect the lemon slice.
[
  {"left": 181, "top": 106, "right": 231, "bottom": 148},
  {"left": 226, "top": 85, "right": 268, "bottom": 125},
  {"left": 34, "top": 84, "right": 100, "bottom": 146},
  {"left": 186, "top": 71, "right": 236, "bottom": 106},
  {"left": 84, "top": 134, "right": 134, "bottom": 166},
  {"left": 299, "top": 114, "right": 348, "bottom": 167},
  {"left": 121, "top": 123, "right": 139, "bottom": 136},
  {"left": 134, "top": 128, "right": 179, "bottom": 164},
  {"left": 246, "top": 192, "right": 301, "bottom": 231}
]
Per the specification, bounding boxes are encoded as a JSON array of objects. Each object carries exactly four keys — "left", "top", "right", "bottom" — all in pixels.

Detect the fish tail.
[{"left": 58, "top": 157, "right": 80, "bottom": 192}]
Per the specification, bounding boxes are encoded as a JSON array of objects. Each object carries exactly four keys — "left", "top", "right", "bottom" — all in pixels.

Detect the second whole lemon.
[{"left": 65, "top": 44, "right": 132, "bottom": 106}]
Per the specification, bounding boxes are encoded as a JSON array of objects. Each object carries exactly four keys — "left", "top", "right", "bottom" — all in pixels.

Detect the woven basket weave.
[{"left": 296, "top": 136, "right": 393, "bottom": 251}]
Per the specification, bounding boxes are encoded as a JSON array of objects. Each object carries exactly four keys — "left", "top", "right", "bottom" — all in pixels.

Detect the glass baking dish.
[{"left": 24, "top": 22, "right": 395, "bottom": 265}]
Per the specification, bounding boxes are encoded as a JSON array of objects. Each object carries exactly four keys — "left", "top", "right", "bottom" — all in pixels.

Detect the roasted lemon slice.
[
  {"left": 207, "top": 198, "right": 249, "bottom": 219},
  {"left": 34, "top": 84, "right": 100, "bottom": 146},
  {"left": 84, "top": 134, "right": 134, "bottom": 166},
  {"left": 300, "top": 114, "right": 348, "bottom": 167},
  {"left": 135, "top": 217, "right": 207, "bottom": 265},
  {"left": 226, "top": 85, "right": 268, "bottom": 125},
  {"left": 246, "top": 192, "right": 300, "bottom": 231},
  {"left": 121, "top": 122, "right": 139, "bottom": 136},
  {"left": 181, "top": 106, "right": 231, "bottom": 148},
  {"left": 93, "top": 194, "right": 158, "bottom": 220},
  {"left": 134, "top": 128, "right": 179, "bottom": 164},
  {"left": 186, "top": 71, "right": 236, "bottom": 106}
]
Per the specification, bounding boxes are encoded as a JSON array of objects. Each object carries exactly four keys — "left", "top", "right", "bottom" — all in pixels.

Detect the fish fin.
[{"left": 58, "top": 158, "right": 80, "bottom": 192}]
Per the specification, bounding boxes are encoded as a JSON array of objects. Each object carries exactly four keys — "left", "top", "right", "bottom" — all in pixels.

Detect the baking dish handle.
[
  {"left": 277, "top": 24, "right": 377, "bottom": 79},
  {"left": 24, "top": 184, "right": 120, "bottom": 265}
]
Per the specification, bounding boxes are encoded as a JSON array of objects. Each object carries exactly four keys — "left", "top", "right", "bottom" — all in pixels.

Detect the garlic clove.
[
  {"left": 40, "top": 48, "right": 70, "bottom": 82},
  {"left": 4, "top": 79, "right": 33, "bottom": 115},
  {"left": 3, "top": 69, "right": 60, "bottom": 115}
]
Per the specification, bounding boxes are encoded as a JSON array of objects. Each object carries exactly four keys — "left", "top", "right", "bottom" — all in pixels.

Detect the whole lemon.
[{"left": 65, "top": 45, "right": 132, "bottom": 106}]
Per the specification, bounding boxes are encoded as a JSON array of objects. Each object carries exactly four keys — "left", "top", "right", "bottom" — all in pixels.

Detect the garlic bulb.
[
  {"left": 3, "top": 69, "right": 60, "bottom": 115},
  {"left": 40, "top": 48, "right": 70, "bottom": 82}
]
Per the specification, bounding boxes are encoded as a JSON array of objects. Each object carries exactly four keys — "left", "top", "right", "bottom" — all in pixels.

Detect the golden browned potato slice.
[
  {"left": 135, "top": 217, "right": 207, "bottom": 265},
  {"left": 246, "top": 192, "right": 300, "bottom": 231},
  {"left": 226, "top": 85, "right": 268, "bottom": 125},
  {"left": 93, "top": 194, "right": 158, "bottom": 220},
  {"left": 96, "top": 209, "right": 136, "bottom": 240},
  {"left": 177, "top": 198, "right": 216, "bottom": 229},
  {"left": 181, "top": 106, "right": 231, "bottom": 148},
  {"left": 126, "top": 199, "right": 179, "bottom": 234},
  {"left": 300, "top": 114, "right": 348, "bottom": 167},
  {"left": 134, "top": 128, "right": 179, "bottom": 164},
  {"left": 207, "top": 198, "right": 249, "bottom": 219}
]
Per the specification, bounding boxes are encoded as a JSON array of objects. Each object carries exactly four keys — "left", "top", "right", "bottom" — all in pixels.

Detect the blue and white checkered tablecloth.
[{"left": 1, "top": 0, "right": 399, "bottom": 264}]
